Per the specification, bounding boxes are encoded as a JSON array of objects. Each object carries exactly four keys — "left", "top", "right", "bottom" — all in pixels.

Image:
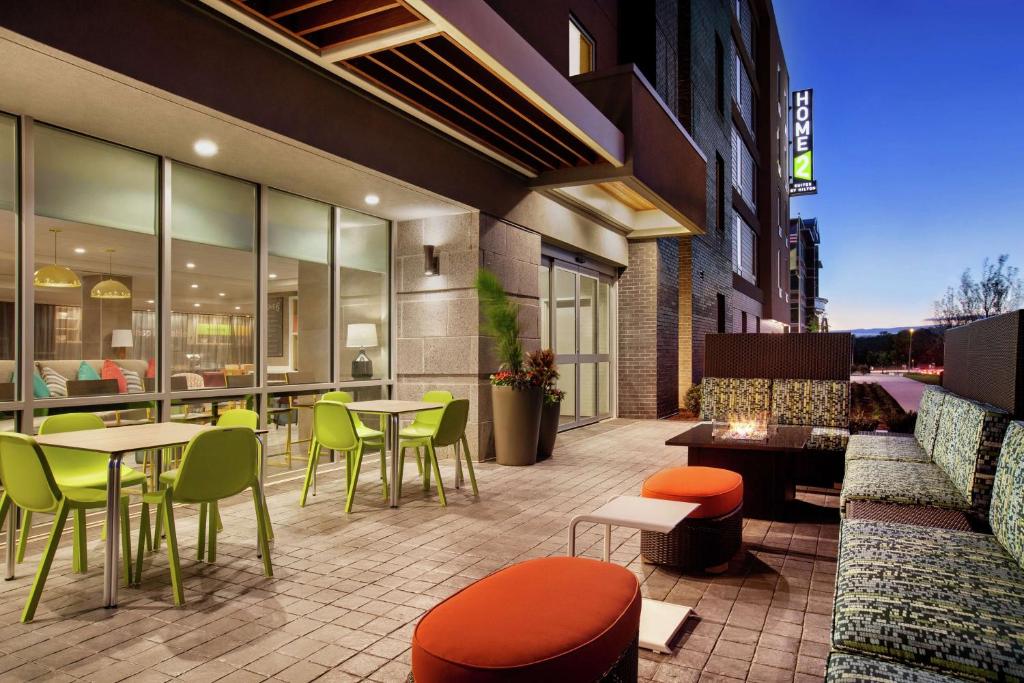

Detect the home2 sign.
[{"left": 790, "top": 88, "right": 818, "bottom": 196}]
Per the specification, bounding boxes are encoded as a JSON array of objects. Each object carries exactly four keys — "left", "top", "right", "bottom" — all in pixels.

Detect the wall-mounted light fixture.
[{"left": 424, "top": 245, "right": 440, "bottom": 276}]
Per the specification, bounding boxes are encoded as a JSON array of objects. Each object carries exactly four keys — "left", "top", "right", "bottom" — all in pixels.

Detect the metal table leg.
[
  {"left": 388, "top": 414, "right": 400, "bottom": 508},
  {"left": 5, "top": 503, "right": 15, "bottom": 580},
  {"left": 103, "top": 452, "right": 125, "bottom": 608}
]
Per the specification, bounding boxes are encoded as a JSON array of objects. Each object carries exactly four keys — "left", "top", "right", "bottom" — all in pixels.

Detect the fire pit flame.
[{"left": 713, "top": 413, "right": 770, "bottom": 441}]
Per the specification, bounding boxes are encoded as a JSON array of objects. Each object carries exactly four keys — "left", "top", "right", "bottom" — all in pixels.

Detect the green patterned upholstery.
[
  {"left": 845, "top": 434, "right": 931, "bottom": 464},
  {"left": 914, "top": 386, "right": 949, "bottom": 457},
  {"left": 841, "top": 459, "right": 969, "bottom": 511},
  {"left": 808, "top": 426, "right": 850, "bottom": 451},
  {"left": 834, "top": 519, "right": 1024, "bottom": 681},
  {"left": 990, "top": 421, "right": 1024, "bottom": 568},
  {"left": 771, "top": 379, "right": 850, "bottom": 428},
  {"left": 826, "top": 652, "right": 967, "bottom": 683},
  {"left": 700, "top": 378, "right": 771, "bottom": 422},
  {"left": 931, "top": 395, "right": 1010, "bottom": 518}
]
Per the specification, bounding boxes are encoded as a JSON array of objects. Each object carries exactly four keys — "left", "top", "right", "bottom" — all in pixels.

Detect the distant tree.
[
  {"left": 933, "top": 254, "right": 1022, "bottom": 328},
  {"left": 807, "top": 316, "right": 820, "bottom": 333}
]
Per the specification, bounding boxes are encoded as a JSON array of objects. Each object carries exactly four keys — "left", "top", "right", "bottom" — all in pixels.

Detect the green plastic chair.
[
  {"left": 301, "top": 401, "right": 379, "bottom": 512},
  {"left": 214, "top": 409, "right": 273, "bottom": 541},
  {"left": 136, "top": 426, "right": 272, "bottom": 604},
  {"left": 398, "top": 399, "right": 476, "bottom": 506},
  {"left": 399, "top": 391, "right": 454, "bottom": 475},
  {"left": 0, "top": 432, "right": 131, "bottom": 622},
  {"left": 34, "top": 413, "right": 149, "bottom": 571}
]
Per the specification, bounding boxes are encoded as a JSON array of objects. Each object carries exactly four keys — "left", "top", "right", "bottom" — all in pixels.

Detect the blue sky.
[{"left": 773, "top": 0, "right": 1024, "bottom": 330}]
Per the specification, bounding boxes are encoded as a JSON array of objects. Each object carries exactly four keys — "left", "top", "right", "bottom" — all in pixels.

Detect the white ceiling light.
[
  {"left": 364, "top": 193, "right": 380, "bottom": 206},
  {"left": 146, "top": 299, "right": 155, "bottom": 304},
  {"left": 193, "top": 139, "right": 218, "bottom": 157},
  {"left": 218, "top": 292, "right": 226, "bottom": 297},
  {"left": 73, "top": 247, "right": 86, "bottom": 254},
  {"left": 190, "top": 283, "right": 199, "bottom": 289},
  {"left": 269, "top": 273, "right": 277, "bottom": 279},
  {"left": 193, "top": 303, "right": 201, "bottom": 308},
  {"left": 234, "top": 306, "right": 241, "bottom": 310},
  {"left": 185, "top": 262, "right": 196, "bottom": 269}
]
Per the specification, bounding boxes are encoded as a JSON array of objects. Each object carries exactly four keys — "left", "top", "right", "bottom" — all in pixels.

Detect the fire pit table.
[{"left": 666, "top": 422, "right": 813, "bottom": 519}]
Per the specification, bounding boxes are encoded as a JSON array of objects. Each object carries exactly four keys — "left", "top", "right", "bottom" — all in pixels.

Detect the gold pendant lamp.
[
  {"left": 91, "top": 248, "right": 132, "bottom": 300},
  {"left": 33, "top": 228, "right": 81, "bottom": 288}
]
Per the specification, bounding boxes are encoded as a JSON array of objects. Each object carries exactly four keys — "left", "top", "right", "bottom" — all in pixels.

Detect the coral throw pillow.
[
  {"left": 146, "top": 357, "right": 156, "bottom": 379},
  {"left": 102, "top": 359, "right": 128, "bottom": 393}
]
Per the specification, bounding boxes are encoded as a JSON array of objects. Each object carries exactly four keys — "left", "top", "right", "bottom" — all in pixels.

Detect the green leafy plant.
[
  {"left": 683, "top": 382, "right": 701, "bottom": 416},
  {"left": 476, "top": 269, "right": 526, "bottom": 386}
]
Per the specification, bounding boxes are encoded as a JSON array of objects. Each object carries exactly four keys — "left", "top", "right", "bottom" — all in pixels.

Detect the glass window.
[
  {"left": 568, "top": 18, "right": 594, "bottom": 76},
  {"left": 0, "top": 115, "right": 16, "bottom": 395},
  {"left": 267, "top": 189, "right": 332, "bottom": 384},
  {"left": 170, "top": 162, "right": 256, "bottom": 388},
  {"left": 539, "top": 264, "right": 550, "bottom": 350},
  {"left": 33, "top": 125, "right": 158, "bottom": 399},
  {"left": 338, "top": 209, "right": 389, "bottom": 381},
  {"left": 598, "top": 281, "right": 610, "bottom": 355},
  {"left": 554, "top": 268, "right": 576, "bottom": 355}
]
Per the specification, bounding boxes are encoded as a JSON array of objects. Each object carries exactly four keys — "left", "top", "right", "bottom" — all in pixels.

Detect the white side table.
[{"left": 568, "top": 495, "right": 700, "bottom": 654}]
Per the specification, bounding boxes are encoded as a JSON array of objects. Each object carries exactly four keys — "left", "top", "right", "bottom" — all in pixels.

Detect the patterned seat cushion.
[
  {"left": 841, "top": 459, "right": 969, "bottom": 511},
  {"left": 771, "top": 379, "right": 850, "bottom": 428},
  {"left": 700, "top": 378, "right": 771, "bottom": 422},
  {"left": 808, "top": 426, "right": 850, "bottom": 451},
  {"left": 834, "top": 519, "right": 1024, "bottom": 681},
  {"left": 931, "top": 395, "right": 1010, "bottom": 519},
  {"left": 990, "top": 421, "right": 1024, "bottom": 568},
  {"left": 914, "top": 386, "right": 949, "bottom": 458},
  {"left": 845, "top": 434, "right": 930, "bottom": 464},
  {"left": 827, "top": 652, "right": 967, "bottom": 683}
]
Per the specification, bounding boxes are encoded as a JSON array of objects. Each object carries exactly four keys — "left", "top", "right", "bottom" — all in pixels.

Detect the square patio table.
[
  {"left": 345, "top": 400, "right": 443, "bottom": 508},
  {"left": 27, "top": 422, "right": 268, "bottom": 609},
  {"left": 568, "top": 495, "right": 701, "bottom": 653}
]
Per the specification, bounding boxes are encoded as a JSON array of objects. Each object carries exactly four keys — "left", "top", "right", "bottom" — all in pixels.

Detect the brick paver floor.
[{"left": 0, "top": 419, "right": 838, "bottom": 682}]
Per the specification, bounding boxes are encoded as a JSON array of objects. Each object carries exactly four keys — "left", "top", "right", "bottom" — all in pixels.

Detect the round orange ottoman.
[
  {"left": 640, "top": 466, "right": 743, "bottom": 572},
  {"left": 410, "top": 557, "right": 641, "bottom": 683}
]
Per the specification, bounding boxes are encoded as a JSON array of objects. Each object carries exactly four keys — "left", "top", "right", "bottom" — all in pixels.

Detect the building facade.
[
  {"left": 789, "top": 216, "right": 827, "bottom": 332},
  {"left": 0, "top": 0, "right": 794, "bottom": 453}
]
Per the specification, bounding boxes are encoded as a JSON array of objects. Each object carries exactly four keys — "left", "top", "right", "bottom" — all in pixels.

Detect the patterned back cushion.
[
  {"left": 121, "top": 367, "right": 145, "bottom": 394},
  {"left": 700, "top": 378, "right": 771, "bottom": 422},
  {"left": 770, "top": 379, "right": 849, "bottom": 428},
  {"left": 932, "top": 395, "right": 1011, "bottom": 515},
  {"left": 914, "top": 386, "right": 948, "bottom": 457},
  {"left": 991, "top": 422, "right": 1024, "bottom": 567},
  {"left": 39, "top": 365, "right": 68, "bottom": 398}
]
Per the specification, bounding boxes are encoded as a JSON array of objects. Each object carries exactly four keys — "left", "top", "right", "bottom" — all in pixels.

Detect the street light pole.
[{"left": 907, "top": 328, "right": 914, "bottom": 370}]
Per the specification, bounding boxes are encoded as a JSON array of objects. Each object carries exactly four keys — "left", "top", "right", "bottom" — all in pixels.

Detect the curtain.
[
  {"left": 33, "top": 304, "right": 81, "bottom": 361},
  {"left": 170, "top": 312, "right": 254, "bottom": 372},
  {"left": 0, "top": 301, "right": 13, "bottom": 360},
  {"left": 132, "top": 309, "right": 157, "bottom": 362}
]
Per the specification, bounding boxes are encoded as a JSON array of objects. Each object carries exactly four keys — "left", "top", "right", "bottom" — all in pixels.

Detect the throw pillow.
[
  {"left": 77, "top": 361, "right": 101, "bottom": 381},
  {"left": 121, "top": 367, "right": 145, "bottom": 394},
  {"left": 40, "top": 366, "right": 68, "bottom": 398},
  {"left": 101, "top": 359, "right": 128, "bottom": 394},
  {"left": 146, "top": 357, "right": 156, "bottom": 379},
  {"left": 32, "top": 369, "right": 51, "bottom": 398}
]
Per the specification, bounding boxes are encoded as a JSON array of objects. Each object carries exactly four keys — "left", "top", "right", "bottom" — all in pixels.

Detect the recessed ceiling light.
[
  {"left": 218, "top": 292, "right": 226, "bottom": 297},
  {"left": 190, "top": 283, "right": 199, "bottom": 289},
  {"left": 234, "top": 306, "right": 240, "bottom": 310},
  {"left": 193, "top": 139, "right": 218, "bottom": 157},
  {"left": 185, "top": 262, "right": 196, "bottom": 269},
  {"left": 146, "top": 299, "right": 155, "bottom": 304},
  {"left": 364, "top": 193, "right": 380, "bottom": 206},
  {"left": 193, "top": 303, "right": 201, "bottom": 308},
  {"left": 73, "top": 247, "right": 86, "bottom": 254},
  {"left": 269, "top": 273, "right": 277, "bottom": 279}
]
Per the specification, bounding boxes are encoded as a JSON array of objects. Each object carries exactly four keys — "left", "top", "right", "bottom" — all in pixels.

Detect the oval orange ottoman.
[
  {"left": 411, "top": 557, "right": 641, "bottom": 683},
  {"left": 640, "top": 466, "right": 743, "bottom": 572}
]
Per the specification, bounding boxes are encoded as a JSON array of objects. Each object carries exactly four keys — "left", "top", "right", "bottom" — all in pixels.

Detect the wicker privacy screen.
[
  {"left": 943, "top": 310, "right": 1023, "bottom": 419},
  {"left": 704, "top": 332, "right": 853, "bottom": 380}
]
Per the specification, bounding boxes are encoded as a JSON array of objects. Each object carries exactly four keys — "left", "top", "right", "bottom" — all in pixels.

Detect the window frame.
[{"left": 568, "top": 16, "right": 595, "bottom": 77}]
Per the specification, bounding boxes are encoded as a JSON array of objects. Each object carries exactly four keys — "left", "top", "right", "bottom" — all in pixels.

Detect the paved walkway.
[
  {"left": 0, "top": 419, "right": 837, "bottom": 682},
  {"left": 850, "top": 373, "right": 929, "bottom": 412}
]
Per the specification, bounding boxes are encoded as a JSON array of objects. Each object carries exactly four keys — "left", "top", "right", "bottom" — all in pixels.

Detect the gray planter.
[
  {"left": 492, "top": 384, "right": 542, "bottom": 466},
  {"left": 537, "top": 400, "right": 560, "bottom": 460}
]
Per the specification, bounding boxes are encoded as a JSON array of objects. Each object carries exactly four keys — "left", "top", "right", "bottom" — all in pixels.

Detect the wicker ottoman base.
[{"left": 641, "top": 504, "right": 742, "bottom": 571}]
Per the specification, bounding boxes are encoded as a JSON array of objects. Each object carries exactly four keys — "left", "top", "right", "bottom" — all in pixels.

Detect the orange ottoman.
[
  {"left": 410, "top": 557, "right": 641, "bottom": 683},
  {"left": 640, "top": 466, "right": 743, "bottom": 572}
]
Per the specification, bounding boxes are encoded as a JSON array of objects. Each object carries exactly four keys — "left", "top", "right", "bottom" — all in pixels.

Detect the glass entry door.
[{"left": 540, "top": 258, "right": 613, "bottom": 430}]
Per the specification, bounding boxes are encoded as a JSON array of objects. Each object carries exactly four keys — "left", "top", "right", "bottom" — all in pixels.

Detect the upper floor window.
[
  {"left": 569, "top": 17, "right": 594, "bottom": 76},
  {"left": 714, "top": 35, "right": 725, "bottom": 115}
]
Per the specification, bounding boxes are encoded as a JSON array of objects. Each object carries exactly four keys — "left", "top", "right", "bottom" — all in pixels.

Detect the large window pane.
[
  {"left": 580, "top": 275, "right": 596, "bottom": 355},
  {"left": 598, "top": 281, "right": 610, "bottom": 355},
  {"left": 267, "top": 190, "right": 332, "bottom": 384},
  {"left": 33, "top": 125, "right": 158, "bottom": 399},
  {"left": 0, "top": 115, "right": 16, "bottom": 395},
  {"left": 555, "top": 268, "right": 575, "bottom": 355},
  {"left": 338, "top": 209, "right": 389, "bottom": 381},
  {"left": 170, "top": 163, "right": 255, "bottom": 389},
  {"left": 539, "top": 264, "right": 550, "bottom": 350}
]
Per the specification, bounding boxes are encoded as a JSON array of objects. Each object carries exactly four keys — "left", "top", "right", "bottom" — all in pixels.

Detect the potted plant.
[
  {"left": 476, "top": 269, "right": 542, "bottom": 466},
  {"left": 527, "top": 348, "right": 563, "bottom": 460}
]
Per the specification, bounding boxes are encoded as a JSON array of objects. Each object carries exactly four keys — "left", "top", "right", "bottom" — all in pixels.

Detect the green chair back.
[
  {"left": 412, "top": 391, "right": 454, "bottom": 430},
  {"left": 313, "top": 401, "right": 360, "bottom": 452},
  {"left": 322, "top": 390, "right": 374, "bottom": 431},
  {"left": 0, "top": 433, "right": 62, "bottom": 513},
  {"left": 39, "top": 412, "right": 105, "bottom": 435},
  {"left": 433, "top": 399, "right": 469, "bottom": 448},
  {"left": 173, "top": 427, "right": 259, "bottom": 503},
  {"left": 218, "top": 408, "right": 258, "bottom": 430}
]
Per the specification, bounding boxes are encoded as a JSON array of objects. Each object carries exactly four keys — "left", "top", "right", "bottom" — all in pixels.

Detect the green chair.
[
  {"left": 215, "top": 409, "right": 273, "bottom": 541},
  {"left": 399, "top": 390, "right": 454, "bottom": 476},
  {"left": 0, "top": 433, "right": 132, "bottom": 623},
  {"left": 301, "top": 400, "right": 379, "bottom": 513},
  {"left": 398, "top": 399, "right": 477, "bottom": 507},
  {"left": 33, "top": 413, "right": 149, "bottom": 571},
  {"left": 136, "top": 426, "right": 272, "bottom": 604}
]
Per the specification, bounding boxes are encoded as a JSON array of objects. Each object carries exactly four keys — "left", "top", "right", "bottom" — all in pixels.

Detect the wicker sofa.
[
  {"left": 826, "top": 421, "right": 1024, "bottom": 682},
  {"left": 842, "top": 385, "right": 1011, "bottom": 526}
]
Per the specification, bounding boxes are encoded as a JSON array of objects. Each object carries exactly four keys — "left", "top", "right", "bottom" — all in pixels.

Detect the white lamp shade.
[
  {"left": 111, "top": 329, "right": 134, "bottom": 348},
  {"left": 346, "top": 323, "right": 378, "bottom": 348}
]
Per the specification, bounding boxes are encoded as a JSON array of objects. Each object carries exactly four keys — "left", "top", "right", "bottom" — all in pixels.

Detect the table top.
[
  {"left": 345, "top": 400, "right": 443, "bottom": 415},
  {"left": 666, "top": 422, "right": 812, "bottom": 452},
  {"left": 574, "top": 495, "right": 700, "bottom": 534},
  {"left": 34, "top": 422, "right": 268, "bottom": 455}
]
